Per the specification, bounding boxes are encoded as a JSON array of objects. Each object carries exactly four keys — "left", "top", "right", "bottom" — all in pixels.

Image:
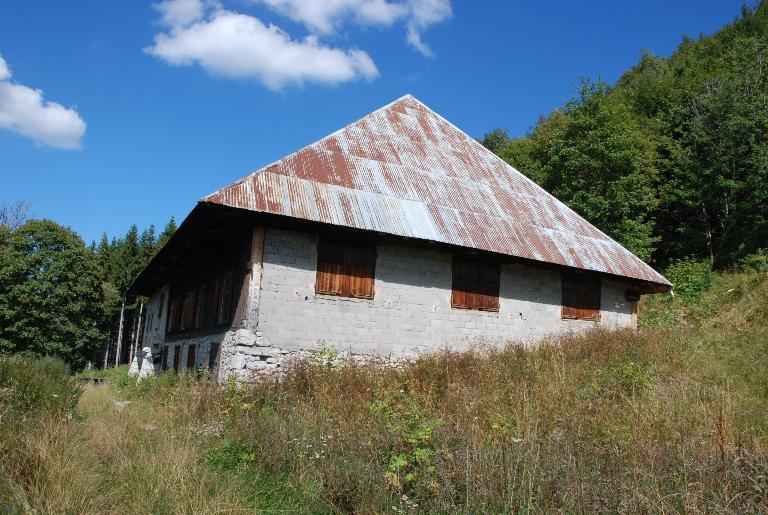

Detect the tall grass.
[{"left": 1, "top": 270, "right": 767, "bottom": 512}]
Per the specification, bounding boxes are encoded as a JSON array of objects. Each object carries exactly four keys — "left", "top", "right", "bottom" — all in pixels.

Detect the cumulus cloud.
[
  {"left": 257, "top": 0, "right": 451, "bottom": 56},
  {"left": 146, "top": 0, "right": 379, "bottom": 90},
  {"left": 0, "top": 54, "right": 86, "bottom": 150},
  {"left": 0, "top": 57, "right": 10, "bottom": 81},
  {"left": 156, "top": 0, "right": 209, "bottom": 27},
  {"left": 259, "top": 0, "right": 407, "bottom": 34}
]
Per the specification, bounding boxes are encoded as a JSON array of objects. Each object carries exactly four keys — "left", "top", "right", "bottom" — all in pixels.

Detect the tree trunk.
[
  {"left": 115, "top": 298, "right": 126, "bottom": 368},
  {"left": 103, "top": 329, "right": 111, "bottom": 369}
]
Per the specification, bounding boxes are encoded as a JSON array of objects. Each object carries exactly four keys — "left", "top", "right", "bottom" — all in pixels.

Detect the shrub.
[
  {"left": 664, "top": 257, "right": 713, "bottom": 301},
  {"left": 0, "top": 355, "right": 81, "bottom": 424},
  {"left": 740, "top": 249, "right": 768, "bottom": 273}
]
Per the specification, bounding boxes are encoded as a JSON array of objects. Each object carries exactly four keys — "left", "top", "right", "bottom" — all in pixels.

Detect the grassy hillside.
[{"left": 2, "top": 269, "right": 767, "bottom": 512}]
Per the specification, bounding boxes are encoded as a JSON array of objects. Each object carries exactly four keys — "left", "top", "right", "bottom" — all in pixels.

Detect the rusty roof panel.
[{"left": 203, "top": 95, "right": 670, "bottom": 288}]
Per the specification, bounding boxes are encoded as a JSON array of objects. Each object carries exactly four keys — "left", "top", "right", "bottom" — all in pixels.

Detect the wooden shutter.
[
  {"left": 561, "top": 274, "right": 601, "bottom": 321},
  {"left": 167, "top": 295, "right": 181, "bottom": 333},
  {"left": 217, "top": 269, "right": 234, "bottom": 325},
  {"left": 581, "top": 277, "right": 601, "bottom": 321},
  {"left": 173, "top": 345, "right": 181, "bottom": 372},
  {"left": 316, "top": 240, "right": 376, "bottom": 298},
  {"left": 347, "top": 244, "right": 375, "bottom": 298},
  {"left": 181, "top": 289, "right": 195, "bottom": 330},
  {"left": 452, "top": 259, "right": 500, "bottom": 311},
  {"left": 207, "top": 275, "right": 220, "bottom": 328},
  {"left": 194, "top": 283, "right": 208, "bottom": 329},
  {"left": 451, "top": 258, "right": 474, "bottom": 309},
  {"left": 476, "top": 262, "right": 500, "bottom": 311},
  {"left": 316, "top": 240, "right": 346, "bottom": 295},
  {"left": 561, "top": 275, "right": 580, "bottom": 319},
  {"left": 186, "top": 344, "right": 196, "bottom": 371}
]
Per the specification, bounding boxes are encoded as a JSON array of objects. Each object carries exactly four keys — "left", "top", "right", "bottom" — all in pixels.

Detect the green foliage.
[
  {"left": 482, "top": 2, "right": 768, "bottom": 269},
  {"left": 0, "top": 220, "right": 105, "bottom": 369},
  {"left": 740, "top": 249, "right": 768, "bottom": 273},
  {"left": 664, "top": 257, "right": 713, "bottom": 301},
  {"left": 308, "top": 341, "right": 338, "bottom": 369},
  {"left": 588, "top": 358, "right": 653, "bottom": 398},
  {"left": 0, "top": 355, "right": 81, "bottom": 423},
  {"left": 369, "top": 387, "right": 438, "bottom": 493}
]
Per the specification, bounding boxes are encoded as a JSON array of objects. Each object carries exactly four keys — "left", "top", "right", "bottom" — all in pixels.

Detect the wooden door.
[{"left": 186, "top": 344, "right": 196, "bottom": 372}]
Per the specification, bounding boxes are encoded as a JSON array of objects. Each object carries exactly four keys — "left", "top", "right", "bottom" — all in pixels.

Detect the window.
[
  {"left": 216, "top": 269, "right": 235, "bottom": 325},
  {"left": 180, "top": 289, "right": 196, "bottom": 331},
  {"left": 186, "top": 344, "right": 196, "bottom": 371},
  {"left": 561, "top": 274, "right": 601, "bottom": 321},
  {"left": 316, "top": 240, "right": 376, "bottom": 299},
  {"left": 208, "top": 342, "right": 219, "bottom": 371},
  {"left": 160, "top": 346, "right": 169, "bottom": 371},
  {"left": 194, "top": 283, "right": 208, "bottom": 329},
  {"left": 173, "top": 345, "right": 181, "bottom": 372},
  {"left": 451, "top": 258, "right": 500, "bottom": 311},
  {"left": 167, "top": 295, "right": 181, "bottom": 333}
]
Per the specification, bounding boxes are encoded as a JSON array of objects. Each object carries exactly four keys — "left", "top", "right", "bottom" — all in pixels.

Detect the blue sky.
[{"left": 0, "top": 0, "right": 748, "bottom": 245}]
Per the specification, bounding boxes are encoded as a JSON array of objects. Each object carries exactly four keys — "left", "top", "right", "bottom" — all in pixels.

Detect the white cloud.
[
  {"left": 259, "top": 0, "right": 407, "bottom": 34},
  {"left": 155, "top": 0, "right": 211, "bottom": 27},
  {"left": 146, "top": 2, "right": 379, "bottom": 89},
  {"left": 256, "top": 0, "right": 451, "bottom": 56},
  {"left": 406, "top": 0, "right": 451, "bottom": 57},
  {"left": 0, "top": 56, "right": 10, "bottom": 81},
  {"left": 0, "top": 54, "right": 86, "bottom": 150}
]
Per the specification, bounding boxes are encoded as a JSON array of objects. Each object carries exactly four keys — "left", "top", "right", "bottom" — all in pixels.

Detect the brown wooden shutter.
[
  {"left": 561, "top": 275, "right": 579, "bottom": 319},
  {"left": 173, "top": 345, "right": 181, "bottom": 372},
  {"left": 207, "top": 275, "right": 220, "bottom": 328},
  {"left": 476, "top": 262, "right": 500, "bottom": 311},
  {"left": 347, "top": 244, "right": 376, "bottom": 298},
  {"left": 181, "top": 289, "right": 195, "bottom": 330},
  {"left": 168, "top": 295, "right": 181, "bottom": 333},
  {"left": 561, "top": 274, "right": 601, "bottom": 320},
  {"left": 217, "top": 269, "right": 234, "bottom": 325},
  {"left": 316, "top": 240, "right": 346, "bottom": 295},
  {"left": 194, "top": 283, "right": 208, "bottom": 329},
  {"left": 451, "top": 258, "right": 473, "bottom": 309},
  {"left": 316, "top": 240, "right": 375, "bottom": 298},
  {"left": 186, "top": 344, "right": 196, "bottom": 371},
  {"left": 452, "top": 258, "right": 498, "bottom": 311},
  {"left": 582, "top": 277, "right": 601, "bottom": 321}
]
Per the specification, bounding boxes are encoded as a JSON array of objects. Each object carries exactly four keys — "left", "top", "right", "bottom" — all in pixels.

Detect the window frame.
[
  {"left": 450, "top": 258, "right": 501, "bottom": 312},
  {"left": 315, "top": 239, "right": 376, "bottom": 300},
  {"left": 561, "top": 273, "right": 601, "bottom": 321}
]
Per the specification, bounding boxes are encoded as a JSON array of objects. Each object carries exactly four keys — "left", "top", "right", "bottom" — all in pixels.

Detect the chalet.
[{"left": 128, "top": 94, "right": 671, "bottom": 381}]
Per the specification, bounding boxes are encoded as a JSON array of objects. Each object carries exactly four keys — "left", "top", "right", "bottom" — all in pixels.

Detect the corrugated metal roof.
[{"left": 203, "top": 94, "right": 671, "bottom": 289}]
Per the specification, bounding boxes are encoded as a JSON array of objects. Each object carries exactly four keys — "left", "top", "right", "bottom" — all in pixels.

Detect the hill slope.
[{"left": 2, "top": 268, "right": 767, "bottom": 512}]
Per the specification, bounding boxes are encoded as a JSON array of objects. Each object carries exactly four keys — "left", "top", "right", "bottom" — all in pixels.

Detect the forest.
[{"left": 481, "top": 3, "right": 768, "bottom": 268}]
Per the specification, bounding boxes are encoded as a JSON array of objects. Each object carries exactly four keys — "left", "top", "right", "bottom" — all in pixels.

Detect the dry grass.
[{"left": 1, "top": 270, "right": 767, "bottom": 513}]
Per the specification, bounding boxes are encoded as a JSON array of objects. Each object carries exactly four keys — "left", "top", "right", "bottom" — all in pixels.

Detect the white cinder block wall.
[
  {"left": 141, "top": 226, "right": 635, "bottom": 381},
  {"left": 255, "top": 228, "right": 634, "bottom": 356}
]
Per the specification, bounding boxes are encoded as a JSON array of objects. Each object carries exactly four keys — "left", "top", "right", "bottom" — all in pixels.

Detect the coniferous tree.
[{"left": 157, "top": 217, "right": 176, "bottom": 250}]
